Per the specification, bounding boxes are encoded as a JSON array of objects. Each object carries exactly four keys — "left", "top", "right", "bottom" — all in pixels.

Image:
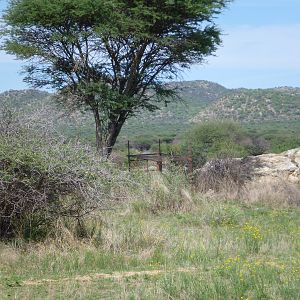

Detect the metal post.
[
  {"left": 157, "top": 139, "right": 163, "bottom": 172},
  {"left": 127, "top": 140, "right": 131, "bottom": 172},
  {"left": 188, "top": 143, "right": 193, "bottom": 174},
  {"left": 159, "top": 139, "right": 161, "bottom": 156}
]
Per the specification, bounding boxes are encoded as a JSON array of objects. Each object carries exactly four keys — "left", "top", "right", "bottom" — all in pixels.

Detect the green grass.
[{"left": 1, "top": 196, "right": 299, "bottom": 299}]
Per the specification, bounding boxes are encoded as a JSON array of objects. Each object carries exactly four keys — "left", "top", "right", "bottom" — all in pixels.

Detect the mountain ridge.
[
  {"left": 192, "top": 87, "right": 300, "bottom": 124},
  {"left": 1, "top": 81, "right": 300, "bottom": 148}
]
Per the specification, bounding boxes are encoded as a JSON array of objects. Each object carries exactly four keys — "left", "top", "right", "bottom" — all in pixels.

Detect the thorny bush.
[
  {"left": 0, "top": 106, "right": 123, "bottom": 240},
  {"left": 194, "top": 157, "right": 256, "bottom": 194}
]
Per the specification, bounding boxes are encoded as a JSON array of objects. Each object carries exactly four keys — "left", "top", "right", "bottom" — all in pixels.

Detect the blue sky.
[{"left": 0, "top": 0, "right": 300, "bottom": 91}]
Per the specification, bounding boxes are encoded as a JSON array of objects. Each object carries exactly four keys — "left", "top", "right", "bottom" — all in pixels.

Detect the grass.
[
  {"left": 1, "top": 83, "right": 300, "bottom": 299},
  {"left": 0, "top": 182, "right": 299, "bottom": 299}
]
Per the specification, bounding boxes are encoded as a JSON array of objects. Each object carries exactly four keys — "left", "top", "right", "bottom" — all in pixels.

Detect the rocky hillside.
[
  {"left": 131, "top": 80, "right": 228, "bottom": 122},
  {"left": 0, "top": 81, "right": 229, "bottom": 143},
  {"left": 1, "top": 82, "right": 300, "bottom": 149},
  {"left": 168, "top": 80, "right": 228, "bottom": 104},
  {"left": 0, "top": 89, "right": 51, "bottom": 110},
  {"left": 192, "top": 88, "right": 300, "bottom": 123}
]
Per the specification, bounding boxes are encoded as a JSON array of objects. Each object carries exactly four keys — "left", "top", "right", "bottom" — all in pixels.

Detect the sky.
[{"left": 0, "top": 0, "right": 299, "bottom": 91}]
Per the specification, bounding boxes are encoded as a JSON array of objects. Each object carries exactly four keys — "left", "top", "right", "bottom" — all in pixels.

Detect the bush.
[
  {"left": 0, "top": 134, "right": 117, "bottom": 240},
  {"left": 194, "top": 157, "right": 255, "bottom": 195},
  {"left": 184, "top": 121, "right": 268, "bottom": 167},
  {"left": 0, "top": 103, "right": 122, "bottom": 241}
]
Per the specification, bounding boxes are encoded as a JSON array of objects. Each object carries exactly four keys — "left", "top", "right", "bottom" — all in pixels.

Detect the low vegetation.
[
  {"left": 182, "top": 121, "right": 268, "bottom": 166},
  {"left": 0, "top": 172, "right": 299, "bottom": 298},
  {"left": 0, "top": 105, "right": 299, "bottom": 299}
]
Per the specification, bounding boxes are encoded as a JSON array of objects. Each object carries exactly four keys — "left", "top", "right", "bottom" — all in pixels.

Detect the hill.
[
  {"left": 0, "top": 81, "right": 229, "bottom": 145},
  {"left": 0, "top": 89, "right": 91, "bottom": 139},
  {"left": 1, "top": 82, "right": 300, "bottom": 152},
  {"left": 192, "top": 88, "right": 300, "bottom": 123},
  {"left": 0, "top": 89, "right": 51, "bottom": 109},
  {"left": 121, "top": 80, "right": 229, "bottom": 143}
]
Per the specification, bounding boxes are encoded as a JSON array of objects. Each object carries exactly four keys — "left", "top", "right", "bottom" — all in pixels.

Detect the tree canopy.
[{"left": 1, "top": 0, "right": 231, "bottom": 155}]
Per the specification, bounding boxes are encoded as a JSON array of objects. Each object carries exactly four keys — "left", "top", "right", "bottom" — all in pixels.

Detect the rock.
[
  {"left": 250, "top": 147, "right": 300, "bottom": 184},
  {"left": 195, "top": 148, "right": 300, "bottom": 204}
]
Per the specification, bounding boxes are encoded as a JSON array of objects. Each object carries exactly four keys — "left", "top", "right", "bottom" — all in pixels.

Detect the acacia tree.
[{"left": 1, "top": 0, "right": 230, "bottom": 156}]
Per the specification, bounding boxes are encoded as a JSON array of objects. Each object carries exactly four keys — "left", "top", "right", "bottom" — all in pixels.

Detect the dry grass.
[
  {"left": 242, "top": 177, "right": 300, "bottom": 207},
  {"left": 0, "top": 183, "right": 299, "bottom": 299}
]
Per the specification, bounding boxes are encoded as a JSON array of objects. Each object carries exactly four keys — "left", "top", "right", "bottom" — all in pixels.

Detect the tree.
[{"left": 1, "top": 0, "right": 231, "bottom": 156}]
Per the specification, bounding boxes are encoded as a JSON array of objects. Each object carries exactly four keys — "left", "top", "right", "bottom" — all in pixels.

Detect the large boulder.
[
  {"left": 195, "top": 148, "right": 300, "bottom": 205},
  {"left": 251, "top": 148, "right": 300, "bottom": 184}
]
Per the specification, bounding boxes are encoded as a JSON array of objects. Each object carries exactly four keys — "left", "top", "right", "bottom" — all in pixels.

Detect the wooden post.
[
  {"left": 157, "top": 139, "right": 163, "bottom": 172},
  {"left": 127, "top": 140, "right": 131, "bottom": 172}
]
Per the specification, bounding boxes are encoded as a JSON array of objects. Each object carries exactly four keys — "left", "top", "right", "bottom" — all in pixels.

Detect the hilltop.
[
  {"left": 0, "top": 80, "right": 227, "bottom": 113},
  {"left": 192, "top": 88, "right": 300, "bottom": 123},
  {"left": 4, "top": 82, "right": 300, "bottom": 129}
]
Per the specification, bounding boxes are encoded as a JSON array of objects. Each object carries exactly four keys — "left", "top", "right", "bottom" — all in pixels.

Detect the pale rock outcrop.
[{"left": 250, "top": 148, "right": 300, "bottom": 184}]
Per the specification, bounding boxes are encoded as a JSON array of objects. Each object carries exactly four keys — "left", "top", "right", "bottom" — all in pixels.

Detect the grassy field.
[
  {"left": 1, "top": 87, "right": 300, "bottom": 299},
  {"left": 1, "top": 174, "right": 299, "bottom": 299}
]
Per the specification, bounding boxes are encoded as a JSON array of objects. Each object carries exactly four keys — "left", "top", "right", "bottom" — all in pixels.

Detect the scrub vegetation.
[{"left": 0, "top": 106, "right": 299, "bottom": 299}]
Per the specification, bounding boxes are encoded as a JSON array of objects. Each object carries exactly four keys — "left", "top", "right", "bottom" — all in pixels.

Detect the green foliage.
[
  {"left": 1, "top": 0, "right": 230, "bottom": 153},
  {"left": 246, "top": 121, "right": 300, "bottom": 153},
  {"left": 194, "top": 87, "right": 300, "bottom": 123},
  {"left": 183, "top": 121, "right": 254, "bottom": 166}
]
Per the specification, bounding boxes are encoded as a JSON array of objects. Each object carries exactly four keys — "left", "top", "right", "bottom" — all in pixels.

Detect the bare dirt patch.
[{"left": 22, "top": 267, "right": 197, "bottom": 286}]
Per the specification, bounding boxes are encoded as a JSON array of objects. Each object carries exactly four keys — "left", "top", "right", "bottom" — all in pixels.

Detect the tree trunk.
[
  {"left": 105, "top": 117, "right": 126, "bottom": 157},
  {"left": 93, "top": 108, "right": 103, "bottom": 156}
]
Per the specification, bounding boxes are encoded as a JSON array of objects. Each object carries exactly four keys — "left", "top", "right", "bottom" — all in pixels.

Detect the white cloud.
[{"left": 204, "top": 24, "right": 300, "bottom": 70}]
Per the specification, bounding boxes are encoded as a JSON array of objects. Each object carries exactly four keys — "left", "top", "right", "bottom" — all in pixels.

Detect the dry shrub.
[
  {"left": 242, "top": 177, "right": 300, "bottom": 207},
  {"left": 0, "top": 108, "right": 119, "bottom": 240},
  {"left": 194, "top": 154, "right": 300, "bottom": 207},
  {"left": 194, "top": 157, "right": 255, "bottom": 197},
  {"left": 0, "top": 139, "right": 115, "bottom": 240}
]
